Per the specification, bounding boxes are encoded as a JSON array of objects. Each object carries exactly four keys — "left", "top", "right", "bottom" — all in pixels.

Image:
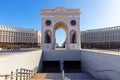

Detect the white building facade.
[
  {"left": 81, "top": 26, "right": 120, "bottom": 49},
  {"left": 0, "top": 25, "right": 41, "bottom": 48}
]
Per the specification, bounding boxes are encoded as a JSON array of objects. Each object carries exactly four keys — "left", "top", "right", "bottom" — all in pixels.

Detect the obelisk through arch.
[{"left": 41, "top": 7, "right": 81, "bottom": 50}]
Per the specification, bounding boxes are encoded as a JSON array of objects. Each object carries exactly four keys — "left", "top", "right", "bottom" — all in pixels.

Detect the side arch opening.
[
  {"left": 44, "top": 30, "right": 52, "bottom": 43},
  {"left": 70, "top": 30, "right": 77, "bottom": 43}
]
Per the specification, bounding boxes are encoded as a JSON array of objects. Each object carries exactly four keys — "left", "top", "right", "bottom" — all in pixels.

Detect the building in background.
[
  {"left": 0, "top": 25, "right": 41, "bottom": 49},
  {"left": 81, "top": 26, "right": 120, "bottom": 49}
]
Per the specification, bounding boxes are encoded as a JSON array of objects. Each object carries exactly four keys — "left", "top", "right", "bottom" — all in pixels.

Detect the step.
[
  {"left": 29, "top": 73, "right": 62, "bottom": 79},
  {"left": 29, "top": 79, "right": 96, "bottom": 80},
  {"left": 29, "top": 79, "right": 53, "bottom": 80},
  {"left": 28, "top": 73, "right": 96, "bottom": 80},
  {"left": 64, "top": 73, "right": 95, "bottom": 80}
]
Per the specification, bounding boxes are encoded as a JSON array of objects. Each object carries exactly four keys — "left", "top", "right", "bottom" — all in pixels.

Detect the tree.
[{"left": 0, "top": 43, "right": 8, "bottom": 49}]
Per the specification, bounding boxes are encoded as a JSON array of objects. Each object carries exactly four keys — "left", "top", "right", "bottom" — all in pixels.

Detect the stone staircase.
[
  {"left": 64, "top": 73, "right": 96, "bottom": 80},
  {"left": 28, "top": 73, "right": 96, "bottom": 80}
]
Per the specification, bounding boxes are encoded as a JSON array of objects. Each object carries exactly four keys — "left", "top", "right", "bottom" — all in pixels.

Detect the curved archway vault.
[
  {"left": 54, "top": 22, "right": 67, "bottom": 31},
  {"left": 41, "top": 7, "right": 81, "bottom": 50}
]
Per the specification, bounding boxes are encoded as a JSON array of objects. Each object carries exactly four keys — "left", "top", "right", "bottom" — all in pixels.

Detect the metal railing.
[
  {"left": 0, "top": 73, "right": 11, "bottom": 80},
  {"left": 0, "top": 66, "right": 38, "bottom": 80},
  {"left": 0, "top": 48, "right": 40, "bottom": 53}
]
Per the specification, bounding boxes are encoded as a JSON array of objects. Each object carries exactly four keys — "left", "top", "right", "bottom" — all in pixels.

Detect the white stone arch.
[
  {"left": 44, "top": 30, "right": 52, "bottom": 43},
  {"left": 53, "top": 21, "right": 68, "bottom": 49},
  {"left": 70, "top": 30, "right": 77, "bottom": 43},
  {"left": 41, "top": 7, "right": 81, "bottom": 50}
]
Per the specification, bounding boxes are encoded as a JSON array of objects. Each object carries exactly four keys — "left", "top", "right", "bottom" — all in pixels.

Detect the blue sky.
[{"left": 0, "top": 0, "right": 120, "bottom": 46}]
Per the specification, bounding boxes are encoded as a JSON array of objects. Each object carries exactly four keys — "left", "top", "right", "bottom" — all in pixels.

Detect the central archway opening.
[
  {"left": 55, "top": 29, "right": 66, "bottom": 49},
  {"left": 54, "top": 22, "right": 67, "bottom": 50}
]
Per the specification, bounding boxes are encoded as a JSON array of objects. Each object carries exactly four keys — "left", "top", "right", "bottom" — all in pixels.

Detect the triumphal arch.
[{"left": 41, "top": 7, "right": 81, "bottom": 50}]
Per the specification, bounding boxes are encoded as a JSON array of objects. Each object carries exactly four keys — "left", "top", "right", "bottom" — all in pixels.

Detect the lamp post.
[
  {"left": 32, "top": 37, "right": 33, "bottom": 48},
  {"left": 32, "top": 37, "right": 35, "bottom": 48}
]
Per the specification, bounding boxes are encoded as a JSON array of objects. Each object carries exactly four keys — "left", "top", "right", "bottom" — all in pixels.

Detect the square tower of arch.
[{"left": 41, "top": 7, "right": 81, "bottom": 50}]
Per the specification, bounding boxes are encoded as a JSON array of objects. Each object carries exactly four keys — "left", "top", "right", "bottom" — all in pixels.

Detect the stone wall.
[
  {"left": 0, "top": 50, "right": 42, "bottom": 74},
  {"left": 81, "top": 49, "right": 120, "bottom": 80},
  {"left": 42, "top": 50, "right": 81, "bottom": 71},
  {"left": 43, "top": 50, "right": 81, "bottom": 61}
]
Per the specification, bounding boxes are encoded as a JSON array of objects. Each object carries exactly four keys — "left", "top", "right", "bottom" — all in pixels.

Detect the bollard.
[
  {"left": 62, "top": 70, "right": 65, "bottom": 80},
  {"left": 11, "top": 71, "right": 13, "bottom": 80},
  {"left": 36, "top": 66, "right": 38, "bottom": 73},
  {"left": 25, "top": 69, "right": 27, "bottom": 80},
  {"left": 33, "top": 68, "right": 35, "bottom": 76},
  {"left": 5, "top": 75, "right": 8, "bottom": 80},
  {"left": 29, "top": 70, "right": 30, "bottom": 79},
  {"left": 20, "top": 68, "right": 22, "bottom": 80},
  {"left": 23, "top": 69, "right": 25, "bottom": 80},
  {"left": 30, "top": 70, "right": 32, "bottom": 78},
  {"left": 16, "top": 69, "right": 18, "bottom": 80},
  {"left": 26, "top": 69, "right": 28, "bottom": 79}
]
